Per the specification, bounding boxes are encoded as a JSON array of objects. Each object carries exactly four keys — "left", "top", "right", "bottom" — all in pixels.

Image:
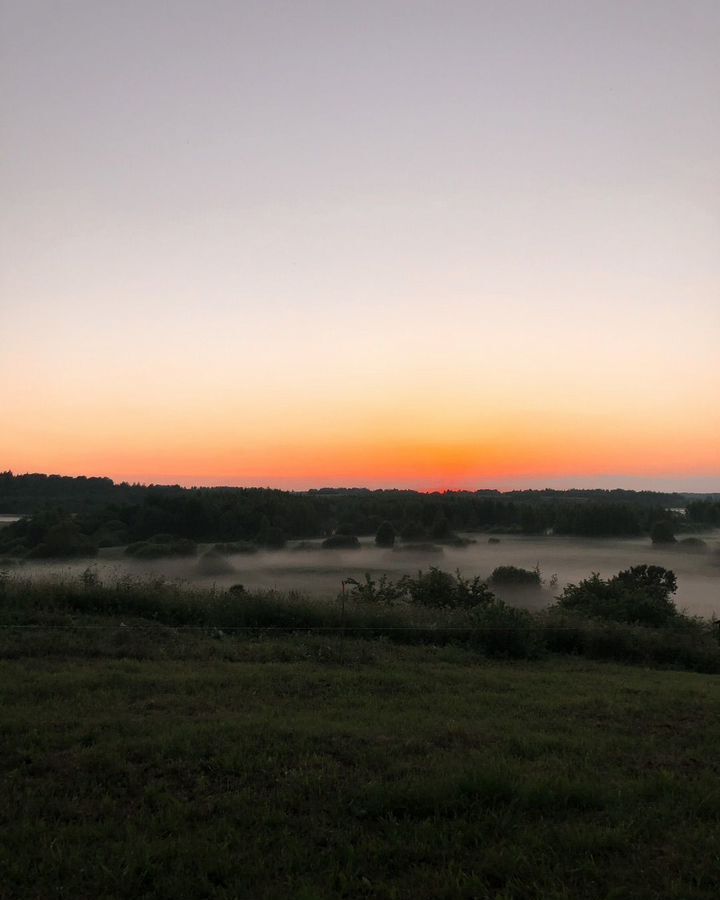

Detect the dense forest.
[
  {"left": 1, "top": 471, "right": 717, "bottom": 559},
  {"left": 0, "top": 471, "right": 185, "bottom": 512}
]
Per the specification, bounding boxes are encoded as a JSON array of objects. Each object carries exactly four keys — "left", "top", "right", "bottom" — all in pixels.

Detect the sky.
[{"left": 1, "top": 0, "right": 718, "bottom": 492}]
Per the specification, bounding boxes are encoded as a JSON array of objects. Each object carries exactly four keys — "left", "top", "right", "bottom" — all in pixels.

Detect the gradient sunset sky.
[{"left": 1, "top": 0, "right": 718, "bottom": 491}]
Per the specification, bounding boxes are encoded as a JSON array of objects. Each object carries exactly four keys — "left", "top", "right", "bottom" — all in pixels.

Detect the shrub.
[
  {"left": 490, "top": 565, "right": 542, "bottom": 588},
  {"left": 346, "top": 568, "right": 495, "bottom": 610},
  {"left": 453, "top": 573, "right": 497, "bottom": 608},
  {"left": 651, "top": 520, "right": 676, "bottom": 544},
  {"left": 401, "top": 568, "right": 495, "bottom": 609},
  {"left": 555, "top": 565, "right": 678, "bottom": 627},
  {"left": 677, "top": 537, "right": 708, "bottom": 554},
  {"left": 346, "top": 574, "right": 404, "bottom": 606},
  {"left": 402, "top": 568, "right": 457, "bottom": 607},
  {"left": 26, "top": 521, "right": 98, "bottom": 559},
  {"left": 614, "top": 564, "right": 677, "bottom": 600}
]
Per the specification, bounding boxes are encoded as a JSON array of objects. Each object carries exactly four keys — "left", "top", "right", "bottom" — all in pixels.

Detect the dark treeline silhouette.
[
  {"left": 0, "top": 471, "right": 185, "bottom": 512},
  {"left": 1, "top": 470, "right": 714, "bottom": 559},
  {"left": 4, "top": 471, "right": 716, "bottom": 517},
  {"left": 686, "top": 499, "right": 720, "bottom": 526}
]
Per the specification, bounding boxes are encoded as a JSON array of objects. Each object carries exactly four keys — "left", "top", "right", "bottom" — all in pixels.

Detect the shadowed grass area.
[{"left": 0, "top": 639, "right": 719, "bottom": 899}]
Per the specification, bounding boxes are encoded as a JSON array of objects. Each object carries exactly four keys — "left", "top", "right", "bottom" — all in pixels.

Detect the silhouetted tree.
[
  {"left": 651, "top": 520, "right": 676, "bottom": 544},
  {"left": 375, "top": 521, "right": 395, "bottom": 548}
]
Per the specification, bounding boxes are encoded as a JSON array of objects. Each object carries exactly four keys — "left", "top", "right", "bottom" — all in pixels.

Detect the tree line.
[{"left": 0, "top": 471, "right": 705, "bottom": 558}]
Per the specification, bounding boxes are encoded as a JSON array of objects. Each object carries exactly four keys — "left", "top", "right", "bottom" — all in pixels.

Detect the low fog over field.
[{"left": 9, "top": 533, "right": 720, "bottom": 619}]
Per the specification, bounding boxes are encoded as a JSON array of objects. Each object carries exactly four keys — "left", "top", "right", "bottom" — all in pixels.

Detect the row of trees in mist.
[{"left": 0, "top": 473, "right": 701, "bottom": 559}]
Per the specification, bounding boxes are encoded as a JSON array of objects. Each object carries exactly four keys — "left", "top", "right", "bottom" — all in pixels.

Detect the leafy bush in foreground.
[
  {"left": 556, "top": 565, "right": 678, "bottom": 627},
  {"left": 402, "top": 568, "right": 495, "bottom": 609},
  {"left": 346, "top": 568, "right": 495, "bottom": 610},
  {"left": 345, "top": 574, "right": 405, "bottom": 606}
]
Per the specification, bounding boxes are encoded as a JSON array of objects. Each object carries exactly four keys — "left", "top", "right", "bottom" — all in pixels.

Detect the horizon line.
[{"left": 3, "top": 469, "right": 719, "bottom": 496}]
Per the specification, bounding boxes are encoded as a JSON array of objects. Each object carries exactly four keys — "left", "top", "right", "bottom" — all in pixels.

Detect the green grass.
[
  {"left": 2, "top": 574, "right": 720, "bottom": 898},
  {"left": 1, "top": 640, "right": 719, "bottom": 899},
  {"left": 1, "top": 575, "right": 720, "bottom": 898}
]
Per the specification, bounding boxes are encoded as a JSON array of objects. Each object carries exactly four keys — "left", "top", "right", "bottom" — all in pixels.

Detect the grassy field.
[{"left": 1, "top": 604, "right": 720, "bottom": 899}]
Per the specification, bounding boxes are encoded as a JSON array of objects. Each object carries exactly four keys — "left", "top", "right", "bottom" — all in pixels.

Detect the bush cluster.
[
  {"left": 403, "top": 568, "right": 495, "bottom": 609},
  {"left": 555, "top": 564, "right": 679, "bottom": 627},
  {"left": 347, "top": 568, "right": 495, "bottom": 610},
  {"left": 26, "top": 521, "right": 98, "bottom": 559},
  {"left": 490, "top": 565, "right": 542, "bottom": 588}
]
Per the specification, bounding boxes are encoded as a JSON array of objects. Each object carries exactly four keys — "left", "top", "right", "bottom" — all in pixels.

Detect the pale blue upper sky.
[{"left": 1, "top": 1, "right": 718, "bottom": 489}]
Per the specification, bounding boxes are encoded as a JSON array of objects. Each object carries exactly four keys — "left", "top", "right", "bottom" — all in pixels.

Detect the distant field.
[{"left": 1, "top": 624, "right": 719, "bottom": 899}]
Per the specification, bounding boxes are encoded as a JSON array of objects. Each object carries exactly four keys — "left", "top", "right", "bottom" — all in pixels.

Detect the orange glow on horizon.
[
  {"left": 4, "top": 347, "right": 718, "bottom": 492},
  {"left": 4, "top": 424, "right": 718, "bottom": 491}
]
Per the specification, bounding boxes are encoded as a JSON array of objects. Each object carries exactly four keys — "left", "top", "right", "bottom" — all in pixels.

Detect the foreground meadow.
[{"left": 1, "top": 578, "right": 719, "bottom": 899}]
